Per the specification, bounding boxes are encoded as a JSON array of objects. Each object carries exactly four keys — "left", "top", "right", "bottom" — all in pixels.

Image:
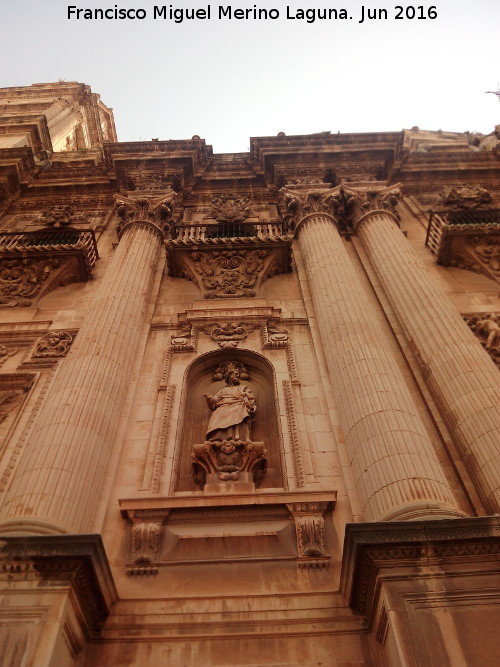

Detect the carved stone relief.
[
  {"left": 33, "top": 331, "right": 73, "bottom": 358},
  {"left": 0, "top": 258, "right": 61, "bottom": 307},
  {"left": 261, "top": 318, "right": 289, "bottom": 348},
  {"left": 203, "top": 321, "right": 256, "bottom": 348},
  {"left": 439, "top": 184, "right": 493, "bottom": 209},
  {"left": 463, "top": 313, "right": 500, "bottom": 367},
  {"left": 447, "top": 235, "right": 500, "bottom": 283},
  {"left": 190, "top": 249, "right": 269, "bottom": 298},
  {"left": 170, "top": 326, "right": 197, "bottom": 352},
  {"left": 211, "top": 193, "right": 251, "bottom": 222},
  {"left": 39, "top": 204, "right": 77, "bottom": 227}
]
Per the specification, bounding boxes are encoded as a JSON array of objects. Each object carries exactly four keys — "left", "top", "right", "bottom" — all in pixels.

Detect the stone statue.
[
  {"left": 203, "top": 361, "right": 256, "bottom": 442},
  {"left": 475, "top": 317, "right": 500, "bottom": 350}
]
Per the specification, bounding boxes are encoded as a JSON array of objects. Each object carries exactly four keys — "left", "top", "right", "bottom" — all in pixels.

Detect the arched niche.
[{"left": 175, "top": 349, "right": 284, "bottom": 492}]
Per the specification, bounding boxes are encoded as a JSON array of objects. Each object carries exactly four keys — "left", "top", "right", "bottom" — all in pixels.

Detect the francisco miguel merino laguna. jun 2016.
[
  {"left": 67, "top": 4, "right": 353, "bottom": 22},
  {"left": 68, "top": 4, "right": 439, "bottom": 23}
]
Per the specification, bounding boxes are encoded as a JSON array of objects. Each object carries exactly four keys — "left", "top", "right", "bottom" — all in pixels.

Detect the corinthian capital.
[
  {"left": 114, "top": 189, "right": 178, "bottom": 238},
  {"left": 280, "top": 187, "right": 342, "bottom": 229},
  {"left": 280, "top": 184, "right": 402, "bottom": 234}
]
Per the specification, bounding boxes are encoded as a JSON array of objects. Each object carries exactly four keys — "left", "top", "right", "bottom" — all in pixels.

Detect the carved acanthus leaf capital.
[
  {"left": 280, "top": 184, "right": 402, "bottom": 233},
  {"left": 114, "top": 190, "right": 178, "bottom": 238}
]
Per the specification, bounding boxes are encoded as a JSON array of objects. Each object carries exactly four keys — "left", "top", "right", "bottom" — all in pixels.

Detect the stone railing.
[
  {"left": 172, "top": 221, "right": 286, "bottom": 242},
  {"left": 425, "top": 208, "right": 500, "bottom": 259}
]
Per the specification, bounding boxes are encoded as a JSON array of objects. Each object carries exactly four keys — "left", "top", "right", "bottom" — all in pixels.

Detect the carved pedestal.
[{"left": 192, "top": 439, "right": 268, "bottom": 494}]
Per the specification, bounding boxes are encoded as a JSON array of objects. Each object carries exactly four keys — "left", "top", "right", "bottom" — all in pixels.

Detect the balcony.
[
  {"left": 0, "top": 229, "right": 98, "bottom": 307},
  {"left": 166, "top": 221, "right": 292, "bottom": 299},
  {"left": 426, "top": 209, "right": 500, "bottom": 283}
]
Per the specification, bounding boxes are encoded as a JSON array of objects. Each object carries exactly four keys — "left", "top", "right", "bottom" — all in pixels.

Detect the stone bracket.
[
  {"left": 287, "top": 502, "right": 331, "bottom": 569},
  {"left": 127, "top": 510, "right": 169, "bottom": 576}
]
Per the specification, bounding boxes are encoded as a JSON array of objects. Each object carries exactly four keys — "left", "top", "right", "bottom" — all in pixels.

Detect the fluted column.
[
  {"left": 284, "top": 187, "right": 463, "bottom": 521},
  {"left": 0, "top": 193, "right": 176, "bottom": 535},
  {"left": 358, "top": 208, "right": 500, "bottom": 514}
]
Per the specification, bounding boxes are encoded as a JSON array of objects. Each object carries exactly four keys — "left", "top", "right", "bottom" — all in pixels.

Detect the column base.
[{"left": 380, "top": 501, "right": 468, "bottom": 522}]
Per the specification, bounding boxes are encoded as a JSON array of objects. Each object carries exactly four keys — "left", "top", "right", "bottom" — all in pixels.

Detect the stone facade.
[{"left": 0, "top": 82, "right": 499, "bottom": 666}]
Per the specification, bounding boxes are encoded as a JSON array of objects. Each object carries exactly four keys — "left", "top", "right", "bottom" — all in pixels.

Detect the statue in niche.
[
  {"left": 203, "top": 360, "right": 256, "bottom": 442},
  {"left": 192, "top": 360, "right": 266, "bottom": 488}
]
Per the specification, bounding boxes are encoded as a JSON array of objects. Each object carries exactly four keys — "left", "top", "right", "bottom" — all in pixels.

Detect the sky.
[{"left": 1, "top": 1, "right": 499, "bottom": 153}]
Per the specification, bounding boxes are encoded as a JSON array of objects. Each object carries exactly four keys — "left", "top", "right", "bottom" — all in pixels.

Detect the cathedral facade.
[{"left": 0, "top": 81, "right": 499, "bottom": 667}]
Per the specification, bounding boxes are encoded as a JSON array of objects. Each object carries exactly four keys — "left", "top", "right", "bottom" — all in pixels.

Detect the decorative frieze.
[{"left": 439, "top": 184, "right": 493, "bottom": 208}]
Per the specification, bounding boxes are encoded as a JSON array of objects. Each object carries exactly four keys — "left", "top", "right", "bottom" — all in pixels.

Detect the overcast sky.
[{"left": 1, "top": 1, "right": 499, "bottom": 152}]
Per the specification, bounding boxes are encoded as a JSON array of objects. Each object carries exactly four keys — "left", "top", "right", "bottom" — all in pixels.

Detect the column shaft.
[
  {"left": 297, "top": 214, "right": 463, "bottom": 521},
  {"left": 359, "top": 212, "right": 500, "bottom": 513},
  {"left": 0, "top": 222, "right": 163, "bottom": 534}
]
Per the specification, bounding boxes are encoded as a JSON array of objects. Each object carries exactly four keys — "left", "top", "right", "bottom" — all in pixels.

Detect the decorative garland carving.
[
  {"left": 33, "top": 331, "right": 73, "bottom": 358},
  {"left": 463, "top": 313, "right": 500, "bottom": 367},
  {"left": 191, "top": 249, "right": 268, "bottom": 298},
  {"left": 287, "top": 501, "right": 330, "bottom": 569},
  {"left": 0, "top": 258, "right": 61, "bottom": 308},
  {"left": 283, "top": 380, "right": 306, "bottom": 488},
  {"left": 203, "top": 321, "right": 256, "bottom": 348}
]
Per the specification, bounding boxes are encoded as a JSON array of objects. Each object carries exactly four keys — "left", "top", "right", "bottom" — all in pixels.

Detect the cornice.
[
  {"left": 0, "top": 534, "right": 117, "bottom": 636},
  {"left": 341, "top": 516, "right": 500, "bottom": 619}
]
